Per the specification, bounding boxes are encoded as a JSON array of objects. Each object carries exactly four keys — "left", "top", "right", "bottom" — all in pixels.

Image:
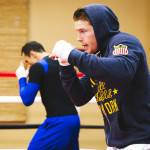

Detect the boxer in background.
[{"left": 16, "top": 41, "right": 80, "bottom": 150}]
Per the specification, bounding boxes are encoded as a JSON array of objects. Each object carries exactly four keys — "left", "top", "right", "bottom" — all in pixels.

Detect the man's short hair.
[
  {"left": 73, "top": 8, "right": 92, "bottom": 25},
  {"left": 21, "top": 41, "right": 45, "bottom": 56}
]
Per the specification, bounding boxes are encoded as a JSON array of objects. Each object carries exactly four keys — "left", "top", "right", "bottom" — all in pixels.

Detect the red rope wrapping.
[
  {"left": 0, "top": 72, "right": 84, "bottom": 78},
  {"left": 0, "top": 72, "right": 17, "bottom": 77}
]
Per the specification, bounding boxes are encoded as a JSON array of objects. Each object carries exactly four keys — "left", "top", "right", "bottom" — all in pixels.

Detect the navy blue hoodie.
[{"left": 60, "top": 4, "right": 150, "bottom": 148}]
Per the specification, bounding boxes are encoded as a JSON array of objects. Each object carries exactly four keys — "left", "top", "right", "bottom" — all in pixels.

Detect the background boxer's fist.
[{"left": 16, "top": 65, "right": 29, "bottom": 80}]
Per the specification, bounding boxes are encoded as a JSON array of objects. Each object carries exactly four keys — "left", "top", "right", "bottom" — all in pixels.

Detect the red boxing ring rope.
[
  {"left": 0, "top": 72, "right": 84, "bottom": 78},
  {"left": 0, "top": 72, "right": 17, "bottom": 77}
]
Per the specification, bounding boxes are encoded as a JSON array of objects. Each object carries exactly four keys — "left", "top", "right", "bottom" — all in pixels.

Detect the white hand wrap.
[
  {"left": 16, "top": 65, "right": 29, "bottom": 80},
  {"left": 52, "top": 40, "right": 74, "bottom": 66}
]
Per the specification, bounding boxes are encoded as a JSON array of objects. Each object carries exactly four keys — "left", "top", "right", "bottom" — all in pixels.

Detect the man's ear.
[{"left": 30, "top": 51, "right": 36, "bottom": 58}]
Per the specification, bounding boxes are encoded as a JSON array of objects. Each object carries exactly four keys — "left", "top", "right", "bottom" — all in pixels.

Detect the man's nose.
[{"left": 77, "top": 34, "right": 82, "bottom": 42}]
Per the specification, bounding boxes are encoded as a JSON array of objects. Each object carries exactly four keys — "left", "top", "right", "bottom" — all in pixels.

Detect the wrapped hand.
[
  {"left": 16, "top": 65, "right": 29, "bottom": 80},
  {"left": 52, "top": 40, "right": 74, "bottom": 66}
]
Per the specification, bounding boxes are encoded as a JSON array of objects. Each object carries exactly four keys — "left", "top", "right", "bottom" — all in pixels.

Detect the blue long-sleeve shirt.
[
  {"left": 18, "top": 56, "right": 78, "bottom": 117},
  {"left": 19, "top": 78, "right": 39, "bottom": 106}
]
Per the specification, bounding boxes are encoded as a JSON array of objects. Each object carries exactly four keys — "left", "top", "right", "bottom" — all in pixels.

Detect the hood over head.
[{"left": 83, "top": 4, "right": 120, "bottom": 52}]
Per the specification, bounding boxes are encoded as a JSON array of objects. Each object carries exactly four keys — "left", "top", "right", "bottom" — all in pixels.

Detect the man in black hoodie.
[{"left": 51, "top": 4, "right": 150, "bottom": 150}]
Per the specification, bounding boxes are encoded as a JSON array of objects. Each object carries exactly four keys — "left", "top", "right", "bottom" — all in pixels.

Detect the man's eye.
[{"left": 80, "top": 30, "right": 85, "bottom": 33}]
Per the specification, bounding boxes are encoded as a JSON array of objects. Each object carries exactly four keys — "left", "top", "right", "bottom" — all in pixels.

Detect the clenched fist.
[{"left": 51, "top": 40, "right": 74, "bottom": 66}]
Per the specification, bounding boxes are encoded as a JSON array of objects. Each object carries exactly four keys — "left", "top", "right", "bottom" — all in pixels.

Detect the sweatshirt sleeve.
[
  {"left": 68, "top": 42, "right": 141, "bottom": 86},
  {"left": 60, "top": 65, "right": 94, "bottom": 106}
]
